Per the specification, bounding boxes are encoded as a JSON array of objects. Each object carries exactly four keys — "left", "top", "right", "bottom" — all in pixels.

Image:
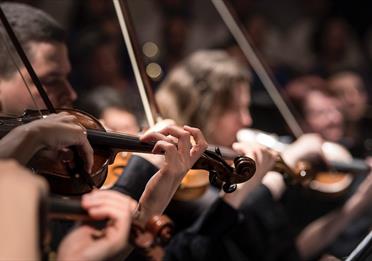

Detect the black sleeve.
[
  {"left": 111, "top": 155, "right": 158, "bottom": 201},
  {"left": 165, "top": 186, "right": 301, "bottom": 261},
  {"left": 237, "top": 185, "right": 300, "bottom": 261},
  {"left": 164, "top": 198, "right": 242, "bottom": 261}
]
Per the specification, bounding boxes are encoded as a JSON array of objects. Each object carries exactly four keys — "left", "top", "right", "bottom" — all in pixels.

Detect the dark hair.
[
  {"left": 286, "top": 76, "right": 337, "bottom": 118},
  {"left": 0, "top": 2, "right": 65, "bottom": 78},
  {"left": 78, "top": 86, "right": 139, "bottom": 120}
]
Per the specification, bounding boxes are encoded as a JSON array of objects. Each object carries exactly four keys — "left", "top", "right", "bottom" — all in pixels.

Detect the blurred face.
[
  {"left": 323, "top": 19, "right": 348, "bottom": 55},
  {"left": 0, "top": 42, "right": 76, "bottom": 115},
  {"left": 101, "top": 107, "right": 139, "bottom": 134},
  {"left": 210, "top": 83, "right": 252, "bottom": 147},
  {"left": 329, "top": 74, "right": 367, "bottom": 122},
  {"left": 304, "top": 90, "right": 344, "bottom": 142}
]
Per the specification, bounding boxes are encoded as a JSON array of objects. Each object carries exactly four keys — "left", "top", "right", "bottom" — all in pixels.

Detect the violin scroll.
[
  {"left": 193, "top": 149, "right": 256, "bottom": 193},
  {"left": 131, "top": 215, "right": 173, "bottom": 250}
]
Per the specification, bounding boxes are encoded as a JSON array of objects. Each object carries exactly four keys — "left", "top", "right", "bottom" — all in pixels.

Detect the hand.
[
  {"left": 26, "top": 112, "right": 93, "bottom": 172},
  {"left": 0, "top": 160, "right": 48, "bottom": 260},
  {"left": 57, "top": 190, "right": 137, "bottom": 261},
  {"left": 282, "top": 134, "right": 324, "bottom": 167},
  {"left": 136, "top": 125, "right": 207, "bottom": 225},
  {"left": 233, "top": 142, "right": 278, "bottom": 178},
  {"left": 0, "top": 159, "right": 48, "bottom": 195},
  {"left": 225, "top": 143, "right": 279, "bottom": 208},
  {"left": 133, "top": 119, "right": 176, "bottom": 169}
]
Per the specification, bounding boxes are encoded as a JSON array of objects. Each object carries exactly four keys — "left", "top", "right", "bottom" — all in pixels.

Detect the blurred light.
[
  {"left": 146, "top": 62, "right": 162, "bottom": 80},
  {"left": 142, "top": 41, "right": 159, "bottom": 58}
]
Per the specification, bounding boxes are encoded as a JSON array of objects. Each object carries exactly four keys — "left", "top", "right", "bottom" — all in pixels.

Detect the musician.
[
  {"left": 285, "top": 74, "right": 372, "bottom": 256},
  {"left": 286, "top": 79, "right": 345, "bottom": 143},
  {"left": 0, "top": 112, "right": 93, "bottom": 172},
  {"left": 152, "top": 50, "right": 372, "bottom": 260},
  {"left": 0, "top": 3, "right": 209, "bottom": 259},
  {"left": 0, "top": 159, "right": 137, "bottom": 261},
  {"left": 78, "top": 86, "right": 140, "bottom": 134},
  {"left": 328, "top": 70, "right": 372, "bottom": 157}
]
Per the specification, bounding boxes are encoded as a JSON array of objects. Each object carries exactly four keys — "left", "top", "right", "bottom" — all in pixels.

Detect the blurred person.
[
  {"left": 286, "top": 78, "right": 345, "bottom": 143},
  {"left": 160, "top": 15, "right": 190, "bottom": 70},
  {"left": 0, "top": 4, "right": 209, "bottom": 259},
  {"left": 78, "top": 87, "right": 141, "bottom": 134},
  {"left": 71, "top": 30, "right": 130, "bottom": 93},
  {"left": 328, "top": 70, "right": 372, "bottom": 157},
  {"left": 311, "top": 17, "right": 365, "bottom": 76},
  {"left": 153, "top": 50, "right": 372, "bottom": 260},
  {"left": 284, "top": 0, "right": 331, "bottom": 72},
  {"left": 244, "top": 13, "right": 285, "bottom": 69},
  {"left": 286, "top": 75, "right": 372, "bottom": 257}
]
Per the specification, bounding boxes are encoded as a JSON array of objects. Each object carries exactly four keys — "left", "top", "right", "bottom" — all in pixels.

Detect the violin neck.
[{"left": 87, "top": 129, "right": 155, "bottom": 154}]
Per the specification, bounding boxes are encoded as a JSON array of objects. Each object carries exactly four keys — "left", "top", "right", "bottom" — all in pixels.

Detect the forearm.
[
  {"left": 296, "top": 193, "right": 365, "bottom": 260},
  {"left": 137, "top": 169, "right": 183, "bottom": 226},
  {"left": 0, "top": 126, "right": 42, "bottom": 164}
]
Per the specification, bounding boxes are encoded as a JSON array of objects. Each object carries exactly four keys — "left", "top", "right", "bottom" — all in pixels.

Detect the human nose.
[
  {"left": 240, "top": 109, "right": 252, "bottom": 127},
  {"left": 62, "top": 81, "right": 77, "bottom": 103},
  {"left": 328, "top": 108, "right": 343, "bottom": 124}
]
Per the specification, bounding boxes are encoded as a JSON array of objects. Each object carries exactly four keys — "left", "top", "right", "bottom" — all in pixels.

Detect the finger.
[
  {"left": 232, "top": 142, "right": 254, "bottom": 158},
  {"left": 55, "top": 113, "right": 79, "bottom": 124},
  {"left": 144, "top": 119, "right": 176, "bottom": 134},
  {"left": 232, "top": 142, "right": 246, "bottom": 155},
  {"left": 152, "top": 140, "right": 177, "bottom": 156},
  {"left": 85, "top": 193, "right": 134, "bottom": 221},
  {"left": 183, "top": 126, "right": 207, "bottom": 163},
  {"left": 140, "top": 131, "right": 175, "bottom": 144},
  {"left": 64, "top": 123, "right": 93, "bottom": 173},
  {"left": 76, "top": 132, "right": 94, "bottom": 173},
  {"left": 87, "top": 204, "right": 128, "bottom": 222},
  {"left": 158, "top": 126, "right": 191, "bottom": 156},
  {"left": 82, "top": 190, "right": 136, "bottom": 209}
]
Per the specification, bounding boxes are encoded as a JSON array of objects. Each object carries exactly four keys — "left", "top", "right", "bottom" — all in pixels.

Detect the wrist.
[
  {"left": 262, "top": 171, "right": 286, "bottom": 200},
  {"left": 21, "top": 123, "right": 45, "bottom": 152}
]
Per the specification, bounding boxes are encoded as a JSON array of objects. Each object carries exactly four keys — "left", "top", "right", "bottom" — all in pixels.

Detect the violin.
[
  {"left": 46, "top": 196, "right": 173, "bottom": 261},
  {"left": 237, "top": 128, "right": 371, "bottom": 195},
  {"left": 0, "top": 3, "right": 256, "bottom": 197},
  {"left": 110, "top": 0, "right": 259, "bottom": 200},
  {"left": 103, "top": 151, "right": 131, "bottom": 188},
  {"left": 210, "top": 0, "right": 372, "bottom": 196},
  {"left": 0, "top": 109, "right": 256, "bottom": 195}
]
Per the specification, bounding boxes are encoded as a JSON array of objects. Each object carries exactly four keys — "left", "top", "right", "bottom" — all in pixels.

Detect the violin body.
[
  {"left": 237, "top": 128, "right": 368, "bottom": 196},
  {"left": 174, "top": 169, "right": 210, "bottom": 200},
  {"left": 0, "top": 109, "right": 112, "bottom": 195},
  {"left": 102, "top": 152, "right": 131, "bottom": 189}
]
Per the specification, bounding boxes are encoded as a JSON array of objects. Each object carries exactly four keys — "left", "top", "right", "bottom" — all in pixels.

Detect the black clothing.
[
  {"left": 165, "top": 187, "right": 300, "bottom": 261},
  {"left": 112, "top": 155, "right": 158, "bottom": 200},
  {"left": 113, "top": 157, "right": 299, "bottom": 261}
]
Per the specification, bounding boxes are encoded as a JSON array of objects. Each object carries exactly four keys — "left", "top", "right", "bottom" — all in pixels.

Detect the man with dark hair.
[
  {"left": 0, "top": 2, "right": 76, "bottom": 114},
  {"left": 0, "top": 3, "right": 210, "bottom": 261}
]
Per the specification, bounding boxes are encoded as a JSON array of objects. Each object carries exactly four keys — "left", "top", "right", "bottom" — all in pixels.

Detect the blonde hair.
[{"left": 156, "top": 50, "right": 250, "bottom": 139}]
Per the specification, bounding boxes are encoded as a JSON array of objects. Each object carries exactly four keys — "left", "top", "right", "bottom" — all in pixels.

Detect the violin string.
[{"left": 0, "top": 32, "right": 42, "bottom": 117}]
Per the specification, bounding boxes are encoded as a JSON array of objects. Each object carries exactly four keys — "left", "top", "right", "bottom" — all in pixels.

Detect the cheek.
[
  {"left": 1, "top": 83, "right": 30, "bottom": 104},
  {"left": 213, "top": 115, "right": 240, "bottom": 144}
]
